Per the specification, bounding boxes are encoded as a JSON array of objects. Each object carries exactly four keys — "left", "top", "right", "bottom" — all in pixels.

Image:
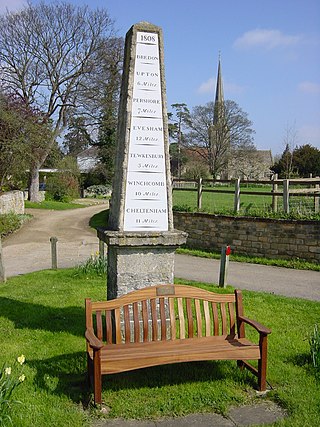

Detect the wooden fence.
[{"left": 172, "top": 175, "right": 320, "bottom": 214}]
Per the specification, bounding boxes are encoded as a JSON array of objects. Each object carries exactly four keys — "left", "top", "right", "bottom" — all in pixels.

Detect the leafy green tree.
[
  {"left": 293, "top": 144, "right": 320, "bottom": 177},
  {"left": 272, "top": 143, "right": 297, "bottom": 178},
  {"left": 63, "top": 117, "right": 91, "bottom": 157},
  {"left": 46, "top": 157, "right": 80, "bottom": 202},
  {"left": 94, "top": 38, "right": 123, "bottom": 184},
  {"left": 168, "top": 103, "right": 191, "bottom": 179},
  {"left": 0, "top": 92, "right": 52, "bottom": 190}
]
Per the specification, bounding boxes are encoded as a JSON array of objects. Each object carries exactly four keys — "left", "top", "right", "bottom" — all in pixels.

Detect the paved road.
[
  {"left": 2, "top": 204, "right": 319, "bottom": 301},
  {"left": 175, "top": 254, "right": 320, "bottom": 301},
  {"left": 2, "top": 203, "right": 108, "bottom": 276}
]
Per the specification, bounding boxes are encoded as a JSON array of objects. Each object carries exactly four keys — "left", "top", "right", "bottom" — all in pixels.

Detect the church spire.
[
  {"left": 213, "top": 55, "right": 224, "bottom": 125},
  {"left": 214, "top": 55, "right": 224, "bottom": 105}
]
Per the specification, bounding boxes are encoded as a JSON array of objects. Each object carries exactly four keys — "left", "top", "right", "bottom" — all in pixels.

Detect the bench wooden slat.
[
  {"left": 151, "top": 298, "right": 158, "bottom": 341},
  {"left": 169, "top": 298, "right": 176, "bottom": 340},
  {"left": 212, "top": 302, "right": 219, "bottom": 335},
  {"left": 186, "top": 298, "right": 193, "bottom": 338},
  {"left": 221, "top": 302, "right": 227, "bottom": 335},
  {"left": 229, "top": 302, "right": 235, "bottom": 337},
  {"left": 195, "top": 299, "right": 202, "bottom": 337},
  {"left": 98, "top": 336, "right": 260, "bottom": 375},
  {"left": 90, "top": 285, "right": 236, "bottom": 312},
  {"left": 133, "top": 302, "right": 140, "bottom": 343},
  {"left": 114, "top": 308, "right": 121, "bottom": 344},
  {"left": 203, "top": 300, "right": 211, "bottom": 337},
  {"left": 141, "top": 300, "right": 148, "bottom": 342},
  {"left": 106, "top": 310, "right": 113, "bottom": 344},
  {"left": 96, "top": 310, "right": 103, "bottom": 341},
  {"left": 159, "top": 298, "right": 166, "bottom": 341},
  {"left": 177, "top": 298, "right": 185, "bottom": 339},
  {"left": 123, "top": 305, "right": 130, "bottom": 343}
]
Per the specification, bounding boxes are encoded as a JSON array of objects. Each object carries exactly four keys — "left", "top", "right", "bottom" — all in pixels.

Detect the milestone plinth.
[{"left": 98, "top": 229, "right": 187, "bottom": 299}]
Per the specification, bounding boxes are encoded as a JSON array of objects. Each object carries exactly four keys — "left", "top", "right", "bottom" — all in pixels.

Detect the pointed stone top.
[{"left": 214, "top": 56, "right": 224, "bottom": 105}]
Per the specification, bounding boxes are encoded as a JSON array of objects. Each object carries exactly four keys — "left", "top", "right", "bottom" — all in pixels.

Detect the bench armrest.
[
  {"left": 85, "top": 328, "right": 104, "bottom": 350},
  {"left": 238, "top": 315, "right": 271, "bottom": 335}
]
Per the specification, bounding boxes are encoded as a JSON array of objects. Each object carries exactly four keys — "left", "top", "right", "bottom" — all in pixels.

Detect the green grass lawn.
[
  {"left": 173, "top": 186, "right": 274, "bottom": 213},
  {"left": 0, "top": 269, "right": 319, "bottom": 426},
  {"left": 25, "top": 200, "right": 86, "bottom": 210},
  {"left": 172, "top": 186, "right": 319, "bottom": 219}
]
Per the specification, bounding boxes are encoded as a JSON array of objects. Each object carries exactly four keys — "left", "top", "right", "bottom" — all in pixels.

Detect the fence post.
[
  {"left": 234, "top": 178, "right": 240, "bottom": 213},
  {"left": 197, "top": 177, "right": 203, "bottom": 211},
  {"left": 50, "top": 236, "right": 58, "bottom": 270},
  {"left": 99, "top": 238, "right": 105, "bottom": 259},
  {"left": 315, "top": 177, "right": 319, "bottom": 214},
  {"left": 219, "top": 245, "right": 231, "bottom": 288},
  {"left": 0, "top": 236, "right": 6, "bottom": 283},
  {"left": 272, "top": 173, "right": 278, "bottom": 213},
  {"left": 283, "top": 179, "right": 290, "bottom": 214}
]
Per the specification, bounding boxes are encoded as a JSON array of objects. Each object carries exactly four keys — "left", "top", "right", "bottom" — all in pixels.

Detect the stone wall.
[
  {"left": 174, "top": 212, "right": 320, "bottom": 263},
  {"left": 0, "top": 191, "right": 24, "bottom": 215}
]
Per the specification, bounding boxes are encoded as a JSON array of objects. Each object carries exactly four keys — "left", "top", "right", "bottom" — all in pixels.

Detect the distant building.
[
  {"left": 77, "top": 146, "right": 99, "bottom": 173},
  {"left": 228, "top": 149, "right": 274, "bottom": 180}
]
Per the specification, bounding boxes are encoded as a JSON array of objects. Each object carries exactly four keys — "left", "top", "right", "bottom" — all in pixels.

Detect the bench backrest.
[{"left": 86, "top": 285, "right": 242, "bottom": 345}]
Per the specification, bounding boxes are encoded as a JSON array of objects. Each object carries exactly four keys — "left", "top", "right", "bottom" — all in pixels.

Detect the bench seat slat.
[
  {"left": 92, "top": 336, "right": 260, "bottom": 375},
  {"left": 169, "top": 298, "right": 176, "bottom": 340}
]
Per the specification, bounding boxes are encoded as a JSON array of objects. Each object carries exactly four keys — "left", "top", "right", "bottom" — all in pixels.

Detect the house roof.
[{"left": 77, "top": 146, "right": 99, "bottom": 172}]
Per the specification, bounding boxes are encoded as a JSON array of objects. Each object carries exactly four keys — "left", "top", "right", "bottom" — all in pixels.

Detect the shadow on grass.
[
  {"left": 28, "top": 352, "right": 91, "bottom": 407},
  {"left": 28, "top": 352, "right": 255, "bottom": 407},
  {"left": 287, "top": 352, "right": 315, "bottom": 376},
  {"left": 0, "top": 296, "right": 84, "bottom": 337}
]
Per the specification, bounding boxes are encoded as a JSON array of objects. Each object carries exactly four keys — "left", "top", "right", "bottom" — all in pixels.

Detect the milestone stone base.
[{"left": 97, "top": 229, "right": 187, "bottom": 299}]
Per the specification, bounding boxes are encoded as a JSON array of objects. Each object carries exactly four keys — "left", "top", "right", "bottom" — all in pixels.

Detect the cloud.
[
  {"left": 234, "top": 29, "right": 302, "bottom": 50},
  {"left": 298, "top": 81, "right": 320, "bottom": 95},
  {"left": 198, "top": 77, "right": 245, "bottom": 96}
]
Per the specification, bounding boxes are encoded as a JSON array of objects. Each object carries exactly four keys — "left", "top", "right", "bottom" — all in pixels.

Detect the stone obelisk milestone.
[{"left": 98, "top": 22, "right": 187, "bottom": 299}]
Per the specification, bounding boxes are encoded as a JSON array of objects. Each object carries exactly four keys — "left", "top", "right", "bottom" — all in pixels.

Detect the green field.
[{"left": 172, "top": 185, "right": 319, "bottom": 218}]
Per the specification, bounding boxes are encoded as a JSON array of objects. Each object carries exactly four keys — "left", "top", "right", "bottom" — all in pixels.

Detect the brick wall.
[
  {"left": 174, "top": 212, "right": 320, "bottom": 263},
  {"left": 0, "top": 191, "right": 24, "bottom": 215}
]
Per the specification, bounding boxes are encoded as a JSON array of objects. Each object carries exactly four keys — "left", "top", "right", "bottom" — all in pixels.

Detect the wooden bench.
[{"left": 85, "top": 284, "right": 271, "bottom": 405}]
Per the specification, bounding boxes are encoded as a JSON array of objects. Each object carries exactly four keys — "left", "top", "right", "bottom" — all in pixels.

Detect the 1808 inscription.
[{"left": 123, "top": 31, "right": 168, "bottom": 231}]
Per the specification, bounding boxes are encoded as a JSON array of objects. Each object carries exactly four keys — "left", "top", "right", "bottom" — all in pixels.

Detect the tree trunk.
[{"left": 28, "top": 163, "right": 41, "bottom": 202}]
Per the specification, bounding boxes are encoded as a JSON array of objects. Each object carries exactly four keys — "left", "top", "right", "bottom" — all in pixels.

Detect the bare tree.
[
  {"left": 186, "top": 100, "right": 255, "bottom": 179},
  {"left": 0, "top": 1, "right": 116, "bottom": 200}
]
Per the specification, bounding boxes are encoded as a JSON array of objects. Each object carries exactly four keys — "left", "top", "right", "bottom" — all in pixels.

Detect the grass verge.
[
  {"left": 0, "top": 213, "right": 32, "bottom": 238},
  {"left": 177, "top": 248, "right": 320, "bottom": 272},
  {"left": 0, "top": 269, "right": 319, "bottom": 426},
  {"left": 25, "top": 200, "right": 86, "bottom": 210}
]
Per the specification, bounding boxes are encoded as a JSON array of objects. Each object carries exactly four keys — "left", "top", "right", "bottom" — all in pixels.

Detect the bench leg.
[
  {"left": 87, "top": 353, "right": 92, "bottom": 387},
  {"left": 93, "top": 351, "right": 102, "bottom": 405},
  {"left": 237, "top": 360, "right": 245, "bottom": 370},
  {"left": 258, "top": 335, "right": 268, "bottom": 391}
]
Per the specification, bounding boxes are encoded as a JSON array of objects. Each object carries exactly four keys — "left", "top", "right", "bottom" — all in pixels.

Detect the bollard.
[
  {"left": 50, "top": 236, "right": 58, "bottom": 270},
  {"left": 0, "top": 236, "right": 6, "bottom": 282},
  {"left": 219, "top": 245, "right": 231, "bottom": 288},
  {"left": 99, "top": 238, "right": 105, "bottom": 259}
]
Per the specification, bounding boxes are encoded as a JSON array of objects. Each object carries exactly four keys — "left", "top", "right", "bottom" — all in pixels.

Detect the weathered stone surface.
[
  {"left": 0, "top": 191, "right": 24, "bottom": 215},
  {"left": 99, "top": 228, "right": 187, "bottom": 299},
  {"left": 174, "top": 212, "right": 320, "bottom": 262}
]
